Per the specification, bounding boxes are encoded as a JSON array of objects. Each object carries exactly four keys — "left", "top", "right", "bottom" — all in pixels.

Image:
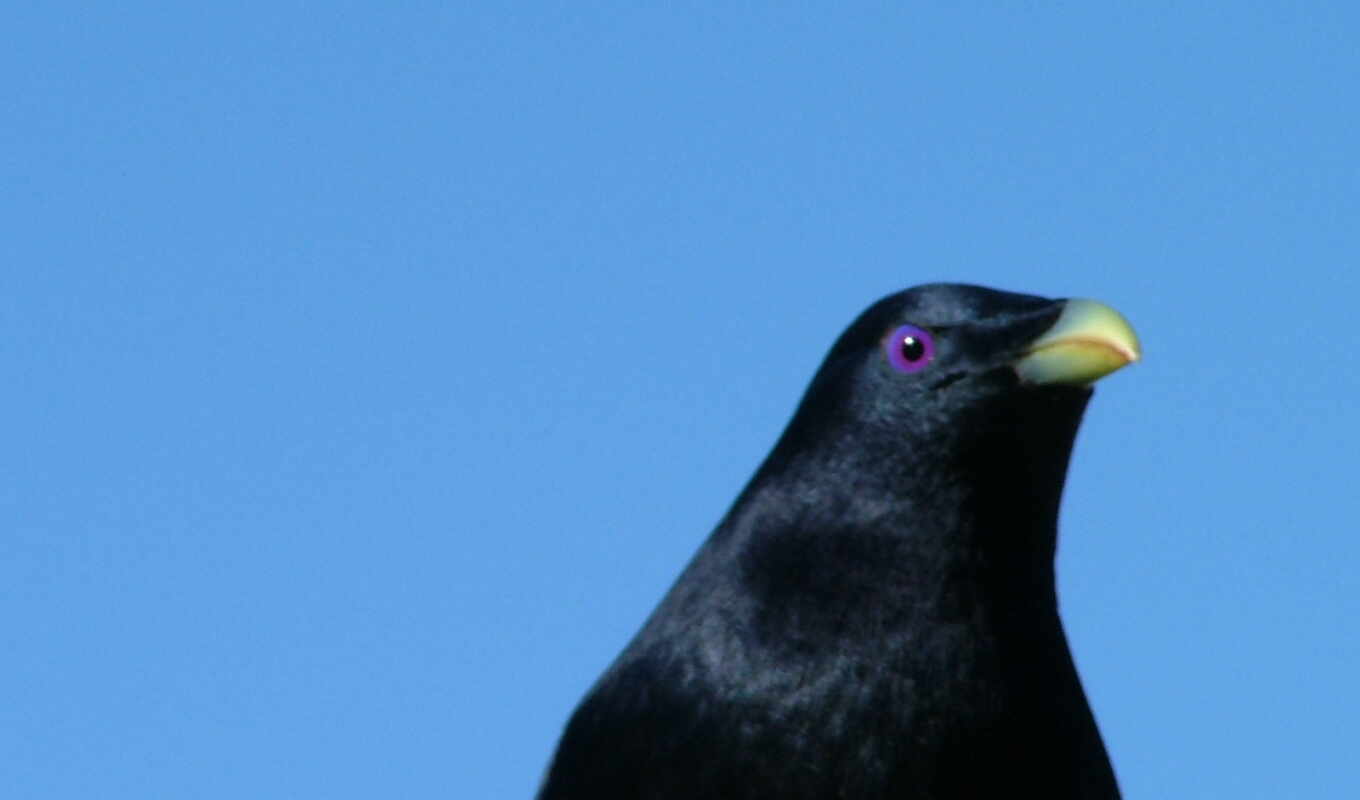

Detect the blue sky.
[{"left": 5, "top": 3, "right": 1357, "bottom": 797}]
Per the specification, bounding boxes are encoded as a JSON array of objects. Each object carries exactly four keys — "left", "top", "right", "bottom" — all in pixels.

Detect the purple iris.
[{"left": 884, "top": 324, "right": 935, "bottom": 373}]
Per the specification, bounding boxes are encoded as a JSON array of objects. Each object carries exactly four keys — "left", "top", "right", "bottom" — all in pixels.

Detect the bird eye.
[{"left": 883, "top": 324, "right": 935, "bottom": 373}]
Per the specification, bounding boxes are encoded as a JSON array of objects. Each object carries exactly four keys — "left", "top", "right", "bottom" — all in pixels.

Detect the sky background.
[{"left": 5, "top": 3, "right": 1357, "bottom": 798}]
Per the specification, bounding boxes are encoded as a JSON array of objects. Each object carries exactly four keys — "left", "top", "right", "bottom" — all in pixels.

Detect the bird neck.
[{"left": 724, "top": 389, "right": 1091, "bottom": 626}]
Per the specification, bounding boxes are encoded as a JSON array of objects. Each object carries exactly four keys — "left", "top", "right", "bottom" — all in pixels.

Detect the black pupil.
[{"left": 900, "top": 336, "right": 925, "bottom": 362}]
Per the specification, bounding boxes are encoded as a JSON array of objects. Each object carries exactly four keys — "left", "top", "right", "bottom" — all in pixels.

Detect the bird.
[{"left": 537, "top": 283, "right": 1140, "bottom": 799}]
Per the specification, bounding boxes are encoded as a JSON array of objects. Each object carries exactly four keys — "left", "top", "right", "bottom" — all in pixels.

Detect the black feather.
[{"left": 539, "top": 284, "right": 1122, "bottom": 799}]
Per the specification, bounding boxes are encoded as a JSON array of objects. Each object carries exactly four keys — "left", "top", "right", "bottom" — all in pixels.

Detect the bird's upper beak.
[{"left": 1014, "top": 299, "right": 1141, "bottom": 386}]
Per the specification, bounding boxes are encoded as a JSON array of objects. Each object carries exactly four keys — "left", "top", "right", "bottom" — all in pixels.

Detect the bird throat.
[{"left": 732, "top": 385, "right": 1093, "bottom": 642}]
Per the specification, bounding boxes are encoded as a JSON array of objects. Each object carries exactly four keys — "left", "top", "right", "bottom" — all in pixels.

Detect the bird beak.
[{"left": 1014, "top": 299, "right": 1141, "bottom": 386}]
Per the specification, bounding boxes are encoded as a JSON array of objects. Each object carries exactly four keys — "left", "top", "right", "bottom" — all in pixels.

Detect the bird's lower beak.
[{"left": 1014, "top": 299, "right": 1141, "bottom": 386}]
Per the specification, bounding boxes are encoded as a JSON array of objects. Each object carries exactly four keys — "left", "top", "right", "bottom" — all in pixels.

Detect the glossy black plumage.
[{"left": 539, "top": 284, "right": 1125, "bottom": 799}]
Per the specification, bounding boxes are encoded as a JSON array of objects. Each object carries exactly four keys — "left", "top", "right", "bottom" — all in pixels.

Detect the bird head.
[
  {"left": 750, "top": 284, "right": 1139, "bottom": 561},
  {"left": 775, "top": 283, "right": 1136, "bottom": 450}
]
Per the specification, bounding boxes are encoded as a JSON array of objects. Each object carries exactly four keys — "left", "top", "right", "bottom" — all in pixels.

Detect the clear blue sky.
[{"left": 5, "top": 3, "right": 1357, "bottom": 797}]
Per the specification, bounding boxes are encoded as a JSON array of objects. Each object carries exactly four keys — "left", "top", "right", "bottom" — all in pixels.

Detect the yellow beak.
[{"left": 1014, "top": 299, "right": 1141, "bottom": 386}]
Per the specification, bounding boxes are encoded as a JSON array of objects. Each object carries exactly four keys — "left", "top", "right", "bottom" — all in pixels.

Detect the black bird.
[{"left": 539, "top": 284, "right": 1140, "bottom": 799}]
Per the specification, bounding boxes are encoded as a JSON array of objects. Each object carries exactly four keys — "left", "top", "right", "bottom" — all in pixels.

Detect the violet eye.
[{"left": 884, "top": 324, "right": 935, "bottom": 373}]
